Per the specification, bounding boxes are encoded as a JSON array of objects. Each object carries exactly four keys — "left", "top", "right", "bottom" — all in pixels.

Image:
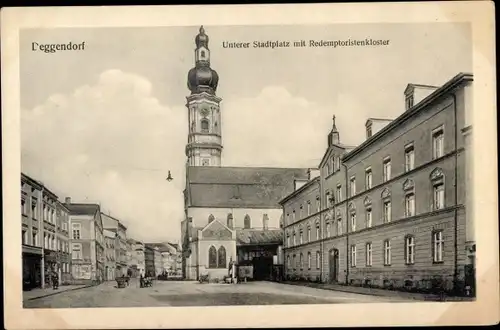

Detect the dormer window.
[
  {"left": 406, "top": 95, "right": 414, "bottom": 110},
  {"left": 366, "top": 124, "right": 373, "bottom": 138}
]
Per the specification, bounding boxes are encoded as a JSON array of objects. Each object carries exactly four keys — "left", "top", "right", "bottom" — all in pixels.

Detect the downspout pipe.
[
  {"left": 451, "top": 92, "right": 459, "bottom": 294},
  {"left": 342, "top": 162, "right": 349, "bottom": 285}
]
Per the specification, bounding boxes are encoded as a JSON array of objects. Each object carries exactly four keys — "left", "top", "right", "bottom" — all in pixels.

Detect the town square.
[{"left": 19, "top": 23, "right": 476, "bottom": 308}]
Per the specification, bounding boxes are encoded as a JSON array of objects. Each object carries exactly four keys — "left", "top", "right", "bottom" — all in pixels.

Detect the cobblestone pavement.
[{"left": 24, "top": 279, "right": 414, "bottom": 308}]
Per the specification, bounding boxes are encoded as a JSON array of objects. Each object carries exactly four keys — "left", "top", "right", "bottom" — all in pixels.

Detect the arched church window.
[
  {"left": 227, "top": 213, "right": 234, "bottom": 228},
  {"left": 208, "top": 246, "right": 217, "bottom": 268},
  {"left": 208, "top": 214, "right": 215, "bottom": 223},
  {"left": 201, "top": 119, "right": 209, "bottom": 133},
  {"left": 217, "top": 246, "right": 226, "bottom": 268},
  {"left": 214, "top": 121, "right": 218, "bottom": 132},
  {"left": 201, "top": 50, "right": 206, "bottom": 58},
  {"left": 244, "top": 214, "right": 251, "bottom": 229}
]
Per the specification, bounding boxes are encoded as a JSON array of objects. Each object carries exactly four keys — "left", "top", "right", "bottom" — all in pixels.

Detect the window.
[
  {"left": 325, "top": 192, "right": 331, "bottom": 209},
  {"left": 383, "top": 158, "right": 391, "bottom": 182},
  {"left": 208, "top": 246, "right": 217, "bottom": 268},
  {"left": 22, "top": 230, "right": 27, "bottom": 245},
  {"left": 31, "top": 200, "right": 37, "bottom": 219},
  {"left": 405, "top": 236, "right": 415, "bottom": 265},
  {"left": 286, "top": 234, "right": 290, "bottom": 247},
  {"left": 208, "top": 214, "right": 215, "bottom": 223},
  {"left": 32, "top": 231, "right": 37, "bottom": 246},
  {"left": 350, "top": 177, "right": 356, "bottom": 197},
  {"left": 432, "top": 127, "right": 444, "bottom": 159},
  {"left": 326, "top": 222, "right": 331, "bottom": 237},
  {"left": 299, "top": 230, "right": 303, "bottom": 244},
  {"left": 299, "top": 253, "right": 303, "bottom": 269},
  {"left": 384, "top": 240, "right": 392, "bottom": 266},
  {"left": 44, "top": 234, "right": 48, "bottom": 249},
  {"left": 405, "top": 193, "right": 415, "bottom": 217},
  {"left": 244, "top": 214, "right": 251, "bottom": 229},
  {"left": 316, "top": 224, "right": 320, "bottom": 239},
  {"left": 434, "top": 183, "right": 445, "bottom": 210},
  {"left": 405, "top": 144, "right": 415, "bottom": 172},
  {"left": 337, "top": 218, "right": 342, "bottom": 236},
  {"left": 307, "top": 252, "right": 311, "bottom": 269},
  {"left": 367, "top": 125, "right": 373, "bottom": 138},
  {"left": 286, "top": 213, "right": 290, "bottom": 225},
  {"left": 293, "top": 254, "right": 296, "bottom": 270},
  {"left": 351, "top": 245, "right": 357, "bottom": 267},
  {"left": 336, "top": 185, "right": 342, "bottom": 202},
  {"left": 21, "top": 199, "right": 26, "bottom": 215},
  {"left": 316, "top": 251, "right": 321, "bottom": 269},
  {"left": 366, "top": 208, "right": 372, "bottom": 228},
  {"left": 383, "top": 200, "right": 392, "bottom": 223},
  {"left": 292, "top": 210, "right": 296, "bottom": 222},
  {"left": 406, "top": 95, "right": 414, "bottom": 109},
  {"left": 72, "top": 243, "right": 83, "bottom": 260},
  {"left": 72, "top": 223, "right": 81, "bottom": 239},
  {"left": 307, "top": 202, "right": 311, "bottom": 216},
  {"left": 287, "top": 255, "right": 291, "bottom": 268},
  {"left": 315, "top": 197, "right": 320, "bottom": 212},
  {"left": 331, "top": 157, "right": 335, "bottom": 173},
  {"left": 350, "top": 212, "right": 356, "bottom": 232},
  {"left": 217, "top": 246, "right": 226, "bottom": 269},
  {"left": 365, "top": 168, "right": 372, "bottom": 190},
  {"left": 201, "top": 158, "right": 210, "bottom": 166},
  {"left": 366, "top": 243, "right": 372, "bottom": 266},
  {"left": 433, "top": 231, "right": 444, "bottom": 263},
  {"left": 293, "top": 233, "right": 296, "bottom": 245},
  {"left": 299, "top": 205, "right": 303, "bottom": 219},
  {"left": 307, "top": 227, "right": 311, "bottom": 242},
  {"left": 200, "top": 50, "right": 206, "bottom": 58},
  {"left": 201, "top": 118, "right": 209, "bottom": 133}
]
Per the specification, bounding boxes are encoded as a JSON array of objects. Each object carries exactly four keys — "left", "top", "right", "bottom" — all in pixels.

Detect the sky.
[{"left": 19, "top": 23, "right": 472, "bottom": 243}]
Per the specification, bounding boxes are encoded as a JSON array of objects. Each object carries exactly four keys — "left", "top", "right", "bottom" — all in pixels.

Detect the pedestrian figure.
[
  {"left": 140, "top": 273, "right": 144, "bottom": 288},
  {"left": 51, "top": 270, "right": 59, "bottom": 290}
]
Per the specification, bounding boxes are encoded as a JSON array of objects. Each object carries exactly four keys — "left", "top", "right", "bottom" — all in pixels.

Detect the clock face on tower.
[{"left": 200, "top": 108, "right": 210, "bottom": 117}]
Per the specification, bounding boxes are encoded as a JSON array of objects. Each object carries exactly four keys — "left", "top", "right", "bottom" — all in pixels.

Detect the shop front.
[{"left": 22, "top": 245, "right": 43, "bottom": 291}]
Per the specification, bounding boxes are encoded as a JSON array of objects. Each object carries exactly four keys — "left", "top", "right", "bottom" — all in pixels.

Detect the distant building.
[
  {"left": 102, "top": 213, "right": 128, "bottom": 277},
  {"left": 127, "top": 239, "right": 145, "bottom": 277},
  {"left": 144, "top": 244, "right": 156, "bottom": 277},
  {"left": 65, "top": 198, "right": 105, "bottom": 284},
  {"left": 103, "top": 229, "right": 117, "bottom": 280},
  {"left": 21, "top": 173, "right": 71, "bottom": 289},
  {"left": 281, "top": 72, "right": 474, "bottom": 295}
]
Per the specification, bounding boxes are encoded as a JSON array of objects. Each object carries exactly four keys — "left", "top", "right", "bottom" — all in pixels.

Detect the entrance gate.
[{"left": 329, "top": 248, "right": 339, "bottom": 283}]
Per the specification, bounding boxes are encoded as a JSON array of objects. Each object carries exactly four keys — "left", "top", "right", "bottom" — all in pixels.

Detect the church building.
[{"left": 180, "top": 26, "right": 311, "bottom": 281}]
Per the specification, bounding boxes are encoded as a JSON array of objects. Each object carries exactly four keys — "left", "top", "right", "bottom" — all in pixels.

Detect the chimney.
[
  {"left": 404, "top": 83, "right": 438, "bottom": 111},
  {"left": 65, "top": 197, "right": 71, "bottom": 204}
]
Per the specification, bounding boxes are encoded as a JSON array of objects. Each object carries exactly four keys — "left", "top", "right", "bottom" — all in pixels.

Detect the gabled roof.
[
  {"left": 66, "top": 203, "right": 100, "bottom": 215},
  {"left": 186, "top": 166, "right": 309, "bottom": 208},
  {"left": 236, "top": 229, "right": 283, "bottom": 246}
]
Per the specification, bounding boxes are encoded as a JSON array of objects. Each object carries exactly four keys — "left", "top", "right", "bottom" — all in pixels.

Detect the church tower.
[{"left": 185, "top": 26, "right": 222, "bottom": 167}]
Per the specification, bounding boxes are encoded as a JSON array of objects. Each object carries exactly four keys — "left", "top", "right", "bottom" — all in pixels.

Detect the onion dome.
[{"left": 187, "top": 26, "right": 219, "bottom": 95}]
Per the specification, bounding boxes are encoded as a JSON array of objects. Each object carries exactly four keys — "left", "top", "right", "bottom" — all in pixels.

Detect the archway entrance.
[{"left": 329, "top": 248, "right": 339, "bottom": 283}]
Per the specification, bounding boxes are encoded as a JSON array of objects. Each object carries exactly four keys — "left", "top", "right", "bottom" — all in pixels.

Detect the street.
[{"left": 24, "top": 279, "right": 413, "bottom": 308}]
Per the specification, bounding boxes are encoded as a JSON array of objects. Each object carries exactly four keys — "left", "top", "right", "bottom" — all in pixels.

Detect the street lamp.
[{"left": 166, "top": 171, "right": 173, "bottom": 182}]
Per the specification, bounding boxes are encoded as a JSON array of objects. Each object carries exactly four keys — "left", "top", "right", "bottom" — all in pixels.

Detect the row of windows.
[
  {"left": 21, "top": 197, "right": 69, "bottom": 230},
  {"left": 350, "top": 231, "right": 444, "bottom": 267},
  {"left": 286, "top": 199, "right": 321, "bottom": 225},
  {"left": 285, "top": 169, "right": 445, "bottom": 246},
  {"left": 207, "top": 213, "right": 270, "bottom": 229},
  {"left": 287, "top": 251, "right": 321, "bottom": 270}
]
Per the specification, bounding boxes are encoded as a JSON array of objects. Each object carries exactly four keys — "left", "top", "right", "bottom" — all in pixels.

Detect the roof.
[
  {"left": 66, "top": 203, "right": 100, "bottom": 215},
  {"left": 236, "top": 229, "right": 283, "bottom": 246},
  {"left": 279, "top": 176, "right": 320, "bottom": 205},
  {"left": 186, "top": 166, "right": 309, "bottom": 208},
  {"left": 145, "top": 243, "right": 171, "bottom": 252},
  {"left": 404, "top": 83, "right": 439, "bottom": 94},
  {"left": 344, "top": 72, "right": 473, "bottom": 162}
]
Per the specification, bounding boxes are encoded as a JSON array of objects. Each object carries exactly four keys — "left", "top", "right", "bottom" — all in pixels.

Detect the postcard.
[{"left": 2, "top": 2, "right": 498, "bottom": 329}]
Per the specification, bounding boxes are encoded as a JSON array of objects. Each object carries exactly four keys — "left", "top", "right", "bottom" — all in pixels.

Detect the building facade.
[
  {"left": 66, "top": 199, "right": 105, "bottom": 284},
  {"left": 21, "top": 174, "right": 44, "bottom": 290},
  {"left": 21, "top": 173, "right": 72, "bottom": 289},
  {"left": 281, "top": 73, "right": 475, "bottom": 295},
  {"left": 180, "top": 26, "right": 310, "bottom": 281},
  {"left": 103, "top": 229, "right": 117, "bottom": 281},
  {"left": 144, "top": 245, "right": 156, "bottom": 277},
  {"left": 102, "top": 213, "right": 128, "bottom": 277},
  {"left": 127, "top": 239, "right": 145, "bottom": 277}
]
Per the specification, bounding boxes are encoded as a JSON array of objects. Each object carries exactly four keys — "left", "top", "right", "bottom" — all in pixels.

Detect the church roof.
[
  {"left": 236, "top": 229, "right": 283, "bottom": 246},
  {"left": 186, "top": 166, "right": 309, "bottom": 208}
]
